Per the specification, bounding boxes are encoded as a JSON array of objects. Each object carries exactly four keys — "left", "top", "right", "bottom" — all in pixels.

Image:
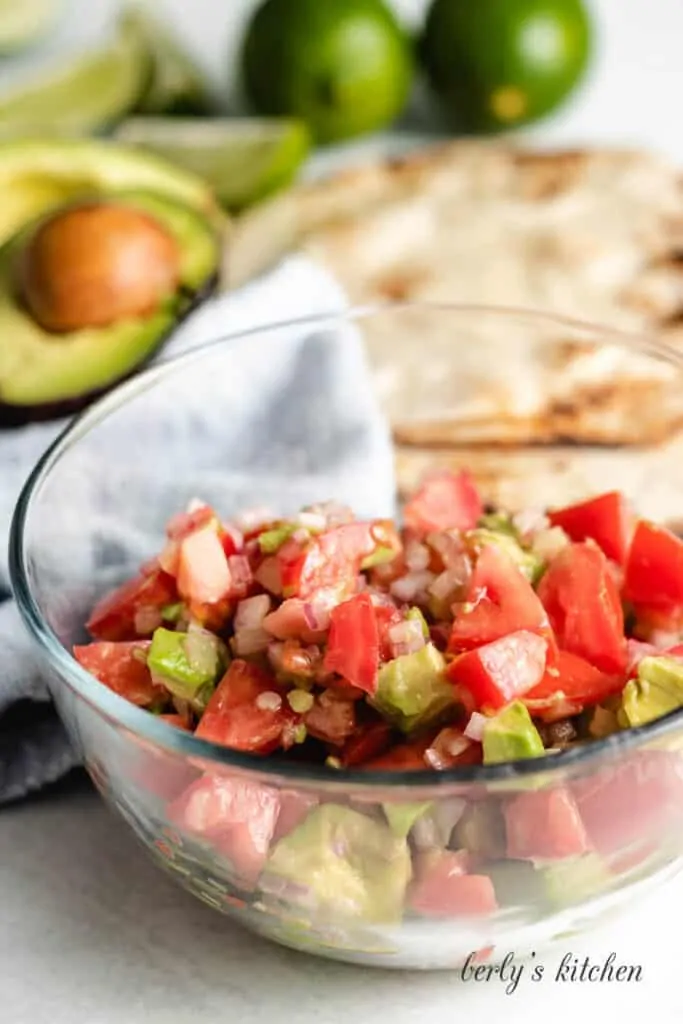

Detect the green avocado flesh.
[
  {"left": 371, "top": 643, "right": 455, "bottom": 734},
  {"left": 622, "top": 656, "right": 683, "bottom": 727},
  {"left": 147, "top": 627, "right": 224, "bottom": 709},
  {"left": 0, "top": 188, "right": 218, "bottom": 409},
  {"left": 482, "top": 701, "right": 545, "bottom": 765},
  {"left": 262, "top": 804, "right": 412, "bottom": 925}
]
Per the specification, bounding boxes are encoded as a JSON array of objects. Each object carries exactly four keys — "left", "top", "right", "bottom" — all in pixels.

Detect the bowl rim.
[{"left": 10, "top": 300, "right": 683, "bottom": 790}]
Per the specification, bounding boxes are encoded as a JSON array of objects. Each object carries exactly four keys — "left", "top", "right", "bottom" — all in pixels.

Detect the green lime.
[
  {"left": 0, "top": 0, "right": 58, "bottom": 54},
  {"left": 121, "top": 6, "right": 214, "bottom": 116},
  {"left": 421, "top": 0, "right": 592, "bottom": 133},
  {"left": 0, "top": 16, "right": 149, "bottom": 134},
  {"left": 114, "top": 117, "right": 311, "bottom": 211},
  {"left": 241, "top": 0, "right": 414, "bottom": 144}
]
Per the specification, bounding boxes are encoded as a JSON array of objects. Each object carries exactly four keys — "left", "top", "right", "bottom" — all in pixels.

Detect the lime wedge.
[
  {"left": 114, "top": 117, "right": 311, "bottom": 211},
  {"left": 0, "top": 0, "right": 58, "bottom": 53},
  {"left": 0, "top": 17, "right": 149, "bottom": 134},
  {"left": 121, "top": 6, "right": 214, "bottom": 116}
]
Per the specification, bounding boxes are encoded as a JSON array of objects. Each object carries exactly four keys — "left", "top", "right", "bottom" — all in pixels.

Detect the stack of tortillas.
[{"left": 232, "top": 141, "right": 683, "bottom": 522}]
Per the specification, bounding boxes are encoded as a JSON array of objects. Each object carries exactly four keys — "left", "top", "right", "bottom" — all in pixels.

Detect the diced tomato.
[
  {"left": 424, "top": 727, "right": 483, "bottom": 769},
  {"left": 126, "top": 738, "right": 200, "bottom": 801},
  {"left": 272, "top": 790, "right": 318, "bottom": 843},
  {"left": 403, "top": 470, "right": 483, "bottom": 537},
  {"left": 504, "top": 787, "right": 590, "bottom": 860},
  {"left": 373, "top": 603, "right": 404, "bottom": 661},
  {"left": 86, "top": 569, "right": 177, "bottom": 641},
  {"left": 195, "top": 660, "right": 294, "bottom": 754},
  {"left": 522, "top": 649, "right": 625, "bottom": 720},
  {"left": 410, "top": 852, "right": 497, "bottom": 918},
  {"left": 73, "top": 641, "right": 164, "bottom": 707},
  {"left": 168, "top": 773, "right": 280, "bottom": 887},
  {"left": 340, "top": 720, "right": 393, "bottom": 767},
  {"left": 159, "top": 714, "right": 192, "bottom": 731},
  {"left": 447, "top": 631, "right": 548, "bottom": 711},
  {"left": 304, "top": 691, "right": 356, "bottom": 746},
  {"left": 278, "top": 523, "right": 384, "bottom": 600},
  {"left": 361, "top": 734, "right": 433, "bottom": 771},
  {"left": 537, "top": 542, "right": 626, "bottom": 675},
  {"left": 548, "top": 491, "right": 632, "bottom": 565},
  {"left": 263, "top": 598, "right": 328, "bottom": 644},
  {"left": 449, "top": 545, "right": 554, "bottom": 654},
  {"left": 571, "top": 750, "right": 683, "bottom": 856},
  {"left": 324, "top": 593, "right": 380, "bottom": 694},
  {"left": 624, "top": 520, "right": 683, "bottom": 609},
  {"left": 177, "top": 527, "right": 232, "bottom": 605}
]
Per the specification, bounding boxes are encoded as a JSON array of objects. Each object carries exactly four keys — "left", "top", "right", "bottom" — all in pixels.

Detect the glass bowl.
[{"left": 10, "top": 305, "right": 683, "bottom": 971}]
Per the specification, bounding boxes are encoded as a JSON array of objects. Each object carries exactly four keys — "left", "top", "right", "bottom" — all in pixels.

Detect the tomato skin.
[
  {"left": 340, "top": 720, "right": 393, "bottom": 767},
  {"left": 447, "top": 630, "right": 548, "bottom": 711},
  {"left": 324, "top": 593, "right": 380, "bottom": 694},
  {"left": 168, "top": 773, "right": 280, "bottom": 887},
  {"left": 571, "top": 750, "right": 683, "bottom": 856},
  {"left": 504, "top": 787, "right": 591, "bottom": 860},
  {"left": 278, "top": 523, "right": 378, "bottom": 600},
  {"left": 194, "top": 660, "right": 295, "bottom": 754},
  {"left": 410, "top": 854, "right": 498, "bottom": 918},
  {"left": 403, "top": 470, "right": 483, "bottom": 537},
  {"left": 548, "top": 491, "right": 631, "bottom": 565},
  {"left": 522, "top": 649, "right": 625, "bottom": 720},
  {"left": 624, "top": 521, "right": 683, "bottom": 609},
  {"left": 86, "top": 569, "right": 177, "bottom": 641},
  {"left": 537, "top": 542, "right": 626, "bottom": 675},
  {"left": 73, "top": 641, "right": 163, "bottom": 707},
  {"left": 448, "top": 545, "right": 554, "bottom": 654}
]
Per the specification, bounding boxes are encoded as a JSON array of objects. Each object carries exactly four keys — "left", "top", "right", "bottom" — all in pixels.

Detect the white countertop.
[{"left": 4, "top": 0, "right": 683, "bottom": 1020}]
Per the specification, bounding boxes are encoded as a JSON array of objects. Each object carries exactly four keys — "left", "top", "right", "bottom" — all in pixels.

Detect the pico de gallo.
[{"left": 73, "top": 470, "right": 683, "bottom": 927}]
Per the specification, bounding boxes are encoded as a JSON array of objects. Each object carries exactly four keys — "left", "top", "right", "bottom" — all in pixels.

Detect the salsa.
[
  {"left": 73, "top": 471, "right": 683, "bottom": 930},
  {"left": 75, "top": 472, "right": 683, "bottom": 772}
]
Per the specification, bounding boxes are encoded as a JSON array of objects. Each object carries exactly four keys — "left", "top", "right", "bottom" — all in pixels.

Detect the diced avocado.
[
  {"left": 370, "top": 643, "right": 455, "bottom": 734},
  {"left": 0, "top": 185, "right": 219, "bottom": 424},
  {"left": 468, "top": 528, "right": 543, "bottom": 584},
  {"left": 542, "top": 854, "right": 612, "bottom": 909},
  {"left": 622, "top": 656, "right": 683, "bottom": 727},
  {"left": 478, "top": 511, "right": 519, "bottom": 537},
  {"left": 406, "top": 606, "right": 430, "bottom": 639},
  {"left": 483, "top": 859, "right": 546, "bottom": 908},
  {"left": 258, "top": 523, "right": 297, "bottom": 554},
  {"left": 361, "top": 545, "right": 397, "bottom": 570},
  {"left": 450, "top": 802, "right": 506, "bottom": 860},
  {"left": 262, "top": 804, "right": 412, "bottom": 925},
  {"left": 161, "top": 602, "right": 185, "bottom": 623},
  {"left": 482, "top": 702, "right": 545, "bottom": 765},
  {"left": 383, "top": 801, "right": 432, "bottom": 838},
  {"left": 148, "top": 627, "right": 225, "bottom": 710}
]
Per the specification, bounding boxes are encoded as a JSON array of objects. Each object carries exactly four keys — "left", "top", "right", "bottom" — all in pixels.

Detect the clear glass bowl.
[{"left": 10, "top": 305, "right": 683, "bottom": 970}]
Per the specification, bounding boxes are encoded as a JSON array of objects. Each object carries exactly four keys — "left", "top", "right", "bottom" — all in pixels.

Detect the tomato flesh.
[
  {"left": 195, "top": 660, "right": 294, "bottom": 754},
  {"left": 86, "top": 569, "right": 177, "bottom": 641},
  {"left": 410, "top": 855, "right": 498, "bottom": 917},
  {"left": 73, "top": 640, "right": 163, "bottom": 707},
  {"left": 523, "top": 649, "right": 625, "bottom": 720},
  {"left": 548, "top": 491, "right": 631, "bottom": 565},
  {"left": 324, "top": 593, "right": 380, "bottom": 694},
  {"left": 538, "top": 542, "right": 626, "bottom": 674},
  {"left": 404, "top": 470, "right": 483, "bottom": 536},
  {"left": 624, "top": 520, "right": 683, "bottom": 609},
  {"left": 447, "top": 630, "right": 548, "bottom": 711},
  {"left": 504, "top": 787, "right": 590, "bottom": 860}
]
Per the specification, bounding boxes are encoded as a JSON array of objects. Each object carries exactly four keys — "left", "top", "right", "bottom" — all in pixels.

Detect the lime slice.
[
  {"left": 0, "top": 0, "right": 58, "bottom": 53},
  {"left": 121, "top": 6, "right": 214, "bottom": 116},
  {"left": 0, "top": 17, "right": 149, "bottom": 134},
  {"left": 114, "top": 117, "right": 311, "bottom": 211}
]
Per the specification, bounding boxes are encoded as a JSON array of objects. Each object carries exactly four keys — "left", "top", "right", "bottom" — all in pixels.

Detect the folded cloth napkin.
[{"left": 0, "top": 256, "right": 396, "bottom": 805}]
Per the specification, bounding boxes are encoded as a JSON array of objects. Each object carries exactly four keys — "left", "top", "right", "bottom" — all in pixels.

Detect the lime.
[
  {"left": 121, "top": 6, "right": 214, "bottom": 116},
  {"left": 421, "top": 0, "right": 592, "bottom": 133},
  {"left": 241, "top": 0, "right": 414, "bottom": 144},
  {"left": 0, "top": 0, "right": 58, "bottom": 54},
  {"left": 114, "top": 117, "right": 311, "bottom": 211},
  {"left": 0, "top": 17, "right": 149, "bottom": 134}
]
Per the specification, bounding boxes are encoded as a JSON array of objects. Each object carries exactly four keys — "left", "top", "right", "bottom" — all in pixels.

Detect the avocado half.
[{"left": 0, "top": 138, "right": 224, "bottom": 425}]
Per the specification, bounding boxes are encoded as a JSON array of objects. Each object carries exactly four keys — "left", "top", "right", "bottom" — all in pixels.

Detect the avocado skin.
[{"left": 0, "top": 269, "right": 216, "bottom": 428}]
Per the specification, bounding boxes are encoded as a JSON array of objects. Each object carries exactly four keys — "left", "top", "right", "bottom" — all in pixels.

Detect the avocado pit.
[{"left": 16, "top": 200, "right": 182, "bottom": 333}]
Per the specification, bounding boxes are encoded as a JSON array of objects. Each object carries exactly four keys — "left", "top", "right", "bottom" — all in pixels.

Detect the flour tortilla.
[{"left": 293, "top": 142, "right": 683, "bottom": 447}]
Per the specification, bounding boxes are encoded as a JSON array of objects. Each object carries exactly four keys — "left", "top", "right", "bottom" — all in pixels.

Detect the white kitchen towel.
[{"left": 0, "top": 256, "right": 397, "bottom": 804}]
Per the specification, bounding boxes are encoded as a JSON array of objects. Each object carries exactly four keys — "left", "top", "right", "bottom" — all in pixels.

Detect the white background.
[{"left": 3, "top": 1, "right": 683, "bottom": 1022}]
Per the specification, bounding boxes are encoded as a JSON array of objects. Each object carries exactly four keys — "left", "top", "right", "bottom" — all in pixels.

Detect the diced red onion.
[
  {"left": 405, "top": 539, "right": 430, "bottom": 572},
  {"left": 366, "top": 587, "right": 399, "bottom": 609},
  {"left": 236, "top": 506, "right": 274, "bottom": 532},
  {"left": 254, "top": 556, "right": 282, "bottom": 595},
  {"left": 235, "top": 594, "right": 271, "bottom": 630},
  {"left": 464, "top": 711, "right": 488, "bottom": 742},
  {"left": 222, "top": 522, "right": 244, "bottom": 552},
  {"left": 244, "top": 538, "right": 261, "bottom": 559},
  {"left": 388, "top": 618, "right": 426, "bottom": 658},
  {"left": 134, "top": 606, "right": 163, "bottom": 635},
  {"left": 233, "top": 628, "right": 271, "bottom": 656},
  {"left": 429, "top": 562, "right": 470, "bottom": 602},
  {"left": 302, "top": 599, "right": 331, "bottom": 632},
  {"left": 390, "top": 570, "right": 435, "bottom": 603},
  {"left": 513, "top": 508, "right": 549, "bottom": 539},
  {"left": 305, "top": 501, "right": 354, "bottom": 527},
  {"left": 292, "top": 527, "right": 309, "bottom": 545},
  {"left": 296, "top": 511, "right": 327, "bottom": 532},
  {"left": 532, "top": 526, "right": 569, "bottom": 563},
  {"left": 228, "top": 555, "right": 253, "bottom": 593},
  {"left": 267, "top": 641, "right": 285, "bottom": 669},
  {"left": 427, "top": 530, "right": 468, "bottom": 570},
  {"left": 424, "top": 731, "right": 472, "bottom": 770},
  {"left": 255, "top": 690, "right": 283, "bottom": 712}
]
